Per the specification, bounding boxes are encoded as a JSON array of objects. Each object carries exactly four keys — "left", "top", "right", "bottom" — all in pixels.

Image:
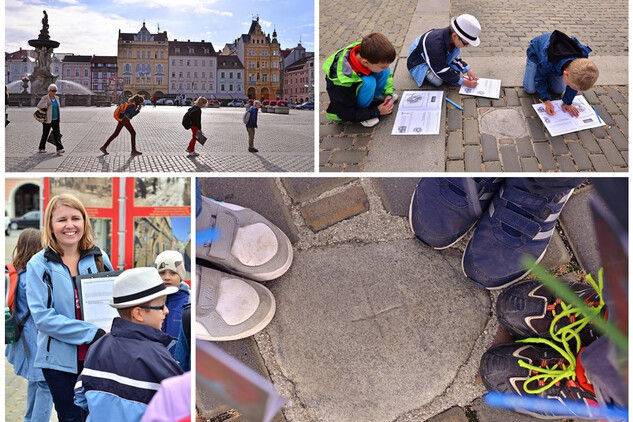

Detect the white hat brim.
[{"left": 109, "top": 284, "right": 179, "bottom": 308}]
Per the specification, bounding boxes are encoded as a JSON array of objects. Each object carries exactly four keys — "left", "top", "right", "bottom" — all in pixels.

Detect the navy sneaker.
[
  {"left": 462, "top": 181, "right": 574, "bottom": 289},
  {"left": 496, "top": 271, "right": 606, "bottom": 349},
  {"left": 409, "top": 178, "right": 503, "bottom": 249},
  {"left": 480, "top": 340, "right": 599, "bottom": 419}
]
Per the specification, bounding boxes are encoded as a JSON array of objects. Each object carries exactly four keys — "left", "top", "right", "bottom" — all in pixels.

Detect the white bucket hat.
[
  {"left": 451, "top": 14, "right": 481, "bottom": 47},
  {"left": 154, "top": 250, "right": 186, "bottom": 281},
  {"left": 109, "top": 267, "right": 179, "bottom": 308}
]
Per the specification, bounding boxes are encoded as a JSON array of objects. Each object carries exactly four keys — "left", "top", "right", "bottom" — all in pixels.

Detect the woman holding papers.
[{"left": 26, "top": 194, "right": 113, "bottom": 422}]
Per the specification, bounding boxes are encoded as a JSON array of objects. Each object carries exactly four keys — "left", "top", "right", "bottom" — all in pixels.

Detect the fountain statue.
[{"left": 27, "top": 10, "right": 60, "bottom": 96}]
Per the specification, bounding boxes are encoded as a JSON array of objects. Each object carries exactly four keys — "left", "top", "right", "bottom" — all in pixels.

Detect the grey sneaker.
[
  {"left": 360, "top": 117, "right": 379, "bottom": 127},
  {"left": 188, "top": 151, "right": 199, "bottom": 157},
  {"left": 196, "top": 266, "right": 275, "bottom": 341},
  {"left": 196, "top": 197, "right": 293, "bottom": 281}
]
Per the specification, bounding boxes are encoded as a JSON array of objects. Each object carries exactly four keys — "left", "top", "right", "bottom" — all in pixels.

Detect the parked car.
[
  {"left": 143, "top": 99, "right": 153, "bottom": 105},
  {"left": 10, "top": 210, "right": 40, "bottom": 230},
  {"left": 296, "top": 102, "right": 314, "bottom": 110},
  {"left": 165, "top": 100, "right": 174, "bottom": 105},
  {"left": 227, "top": 100, "right": 245, "bottom": 107},
  {"left": 156, "top": 98, "right": 167, "bottom": 105}
]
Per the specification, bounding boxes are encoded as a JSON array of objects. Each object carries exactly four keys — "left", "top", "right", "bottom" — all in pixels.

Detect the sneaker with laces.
[
  {"left": 195, "top": 266, "right": 275, "bottom": 341},
  {"left": 497, "top": 270, "right": 606, "bottom": 348},
  {"left": 188, "top": 151, "right": 199, "bottom": 157},
  {"left": 462, "top": 181, "right": 574, "bottom": 289},
  {"left": 409, "top": 178, "right": 503, "bottom": 249},
  {"left": 480, "top": 339, "right": 599, "bottom": 419},
  {"left": 196, "top": 197, "right": 293, "bottom": 281},
  {"left": 360, "top": 117, "right": 379, "bottom": 127}
]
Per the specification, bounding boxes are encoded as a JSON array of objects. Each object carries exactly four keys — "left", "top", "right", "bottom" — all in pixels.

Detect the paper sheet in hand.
[
  {"left": 74, "top": 271, "right": 122, "bottom": 332},
  {"left": 197, "top": 341, "right": 289, "bottom": 422},
  {"left": 391, "top": 90, "right": 443, "bottom": 135},
  {"left": 532, "top": 95, "right": 603, "bottom": 137},
  {"left": 459, "top": 78, "right": 501, "bottom": 99}
]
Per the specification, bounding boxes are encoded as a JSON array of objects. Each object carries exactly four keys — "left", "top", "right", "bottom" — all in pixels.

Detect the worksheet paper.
[
  {"left": 531, "top": 95, "right": 603, "bottom": 137},
  {"left": 391, "top": 90, "right": 443, "bottom": 135},
  {"left": 459, "top": 78, "right": 501, "bottom": 99}
]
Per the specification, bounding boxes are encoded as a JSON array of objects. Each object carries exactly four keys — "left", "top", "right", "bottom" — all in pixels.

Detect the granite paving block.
[
  {"left": 484, "top": 161, "right": 502, "bottom": 171},
  {"left": 533, "top": 143, "right": 557, "bottom": 171},
  {"left": 320, "top": 136, "right": 353, "bottom": 150},
  {"left": 557, "top": 155, "right": 577, "bottom": 172},
  {"left": 463, "top": 120, "right": 480, "bottom": 145},
  {"left": 549, "top": 136, "right": 569, "bottom": 155},
  {"left": 344, "top": 124, "right": 375, "bottom": 135},
  {"left": 613, "top": 115, "right": 628, "bottom": 137},
  {"left": 577, "top": 130, "right": 602, "bottom": 154},
  {"left": 582, "top": 90, "right": 600, "bottom": 105},
  {"left": 472, "top": 397, "right": 557, "bottom": 422},
  {"left": 319, "top": 166, "right": 344, "bottom": 172},
  {"left": 426, "top": 407, "right": 468, "bottom": 422},
  {"left": 330, "top": 150, "right": 367, "bottom": 165},
  {"left": 447, "top": 160, "right": 465, "bottom": 172},
  {"left": 492, "top": 98, "right": 506, "bottom": 107},
  {"left": 590, "top": 126, "right": 608, "bottom": 139},
  {"left": 477, "top": 98, "right": 492, "bottom": 107},
  {"left": 320, "top": 124, "right": 344, "bottom": 137},
  {"left": 465, "top": 145, "right": 482, "bottom": 172},
  {"left": 373, "top": 178, "right": 419, "bottom": 217},
  {"left": 500, "top": 145, "right": 521, "bottom": 171},
  {"left": 200, "top": 177, "right": 298, "bottom": 244},
  {"left": 448, "top": 132, "right": 464, "bottom": 160},
  {"left": 300, "top": 185, "right": 369, "bottom": 232},
  {"left": 588, "top": 154, "right": 613, "bottom": 172},
  {"left": 527, "top": 118, "right": 547, "bottom": 141},
  {"left": 481, "top": 134, "right": 498, "bottom": 161},
  {"left": 320, "top": 151, "right": 331, "bottom": 165},
  {"left": 448, "top": 109, "right": 463, "bottom": 131},
  {"left": 567, "top": 142, "right": 593, "bottom": 171},
  {"left": 598, "top": 95, "right": 621, "bottom": 114},
  {"left": 597, "top": 139, "right": 626, "bottom": 167},
  {"left": 593, "top": 105, "right": 616, "bottom": 126},
  {"left": 505, "top": 88, "right": 520, "bottom": 106},
  {"left": 606, "top": 87, "right": 627, "bottom": 103},
  {"left": 520, "top": 97, "right": 537, "bottom": 117},
  {"left": 354, "top": 136, "right": 371, "bottom": 149},
  {"left": 282, "top": 178, "right": 355, "bottom": 203},
  {"left": 516, "top": 136, "right": 535, "bottom": 157},
  {"left": 463, "top": 98, "right": 477, "bottom": 118},
  {"left": 266, "top": 241, "right": 489, "bottom": 422},
  {"left": 520, "top": 157, "right": 540, "bottom": 172}
]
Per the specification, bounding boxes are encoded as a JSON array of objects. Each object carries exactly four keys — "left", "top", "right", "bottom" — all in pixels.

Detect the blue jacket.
[
  {"left": 5, "top": 268, "right": 46, "bottom": 382},
  {"left": 26, "top": 246, "right": 113, "bottom": 374},
  {"left": 246, "top": 106, "right": 258, "bottom": 128},
  {"left": 174, "top": 303, "right": 190, "bottom": 372},
  {"left": 162, "top": 282, "right": 190, "bottom": 355},
  {"left": 407, "top": 27, "right": 470, "bottom": 87},
  {"left": 526, "top": 31, "right": 592, "bottom": 104},
  {"left": 124, "top": 103, "right": 141, "bottom": 120},
  {"left": 75, "top": 317, "right": 184, "bottom": 422}
]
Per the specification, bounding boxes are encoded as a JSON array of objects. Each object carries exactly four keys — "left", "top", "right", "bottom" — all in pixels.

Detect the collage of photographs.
[{"left": 2, "top": 1, "right": 629, "bottom": 422}]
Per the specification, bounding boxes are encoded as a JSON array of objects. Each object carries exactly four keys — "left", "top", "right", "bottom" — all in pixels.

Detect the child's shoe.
[
  {"left": 409, "top": 178, "right": 503, "bottom": 249},
  {"left": 462, "top": 181, "right": 574, "bottom": 289},
  {"left": 196, "top": 196, "right": 293, "bottom": 281},
  {"left": 195, "top": 266, "right": 275, "bottom": 341},
  {"left": 360, "top": 117, "right": 379, "bottom": 127},
  {"left": 496, "top": 271, "right": 606, "bottom": 348}
]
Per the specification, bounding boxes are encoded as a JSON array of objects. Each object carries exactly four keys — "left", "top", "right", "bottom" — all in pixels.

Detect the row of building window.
[
  {"left": 170, "top": 71, "right": 217, "bottom": 79},
  {"left": 170, "top": 59, "right": 215, "bottom": 67},
  {"left": 122, "top": 49, "right": 165, "bottom": 60}
]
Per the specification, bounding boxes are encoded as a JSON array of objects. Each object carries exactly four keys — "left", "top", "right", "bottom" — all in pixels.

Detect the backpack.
[
  {"left": 182, "top": 106, "right": 196, "bottom": 130},
  {"left": 113, "top": 103, "right": 130, "bottom": 121},
  {"left": 243, "top": 107, "right": 252, "bottom": 125},
  {"left": 5, "top": 264, "right": 30, "bottom": 351}
]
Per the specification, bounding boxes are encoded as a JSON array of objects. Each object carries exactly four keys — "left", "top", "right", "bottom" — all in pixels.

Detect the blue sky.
[
  {"left": 171, "top": 216, "right": 190, "bottom": 243},
  {"left": 5, "top": 0, "right": 314, "bottom": 56}
]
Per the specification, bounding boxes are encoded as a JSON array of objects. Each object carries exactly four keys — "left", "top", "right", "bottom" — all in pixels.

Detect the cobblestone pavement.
[
  {"left": 318, "top": 0, "right": 628, "bottom": 172},
  {"left": 5, "top": 357, "right": 57, "bottom": 421},
  {"left": 5, "top": 106, "right": 314, "bottom": 173},
  {"left": 197, "top": 177, "right": 610, "bottom": 422}
]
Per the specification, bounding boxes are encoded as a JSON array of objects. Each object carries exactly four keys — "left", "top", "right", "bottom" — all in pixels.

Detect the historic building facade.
[
  {"left": 216, "top": 55, "right": 246, "bottom": 101},
  {"left": 117, "top": 22, "right": 169, "bottom": 98},
  {"left": 61, "top": 55, "right": 92, "bottom": 93},
  {"left": 168, "top": 39, "right": 217, "bottom": 100},
  {"left": 91, "top": 56, "right": 118, "bottom": 95},
  {"left": 232, "top": 17, "right": 281, "bottom": 100}
]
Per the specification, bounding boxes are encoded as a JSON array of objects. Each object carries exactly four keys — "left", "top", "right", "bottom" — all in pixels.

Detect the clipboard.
[{"left": 74, "top": 271, "right": 123, "bottom": 332}]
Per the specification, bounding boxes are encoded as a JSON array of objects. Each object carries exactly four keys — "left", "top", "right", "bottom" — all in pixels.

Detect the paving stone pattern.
[
  {"left": 450, "top": 0, "right": 628, "bottom": 57},
  {"left": 193, "top": 178, "right": 603, "bottom": 422},
  {"left": 5, "top": 106, "right": 314, "bottom": 172}
]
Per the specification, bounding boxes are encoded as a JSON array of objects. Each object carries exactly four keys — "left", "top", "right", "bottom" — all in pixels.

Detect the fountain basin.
[{"left": 28, "top": 39, "right": 60, "bottom": 49}]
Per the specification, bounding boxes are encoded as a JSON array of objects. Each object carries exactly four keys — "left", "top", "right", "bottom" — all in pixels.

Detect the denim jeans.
[
  {"left": 424, "top": 69, "right": 444, "bottom": 87},
  {"left": 523, "top": 58, "right": 565, "bottom": 96},
  {"left": 42, "top": 365, "right": 85, "bottom": 422},
  {"left": 25, "top": 380, "right": 53, "bottom": 422},
  {"left": 356, "top": 69, "right": 391, "bottom": 109}
]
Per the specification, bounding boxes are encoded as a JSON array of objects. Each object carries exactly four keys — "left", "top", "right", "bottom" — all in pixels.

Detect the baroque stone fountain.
[{"left": 28, "top": 11, "right": 60, "bottom": 96}]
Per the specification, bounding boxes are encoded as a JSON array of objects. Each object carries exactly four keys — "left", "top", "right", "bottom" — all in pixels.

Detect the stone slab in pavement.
[
  {"left": 265, "top": 240, "right": 490, "bottom": 422},
  {"left": 372, "top": 178, "right": 420, "bottom": 217},
  {"left": 5, "top": 107, "right": 314, "bottom": 173}
]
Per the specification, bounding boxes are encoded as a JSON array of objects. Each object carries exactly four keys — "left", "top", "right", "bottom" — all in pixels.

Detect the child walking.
[
  {"left": 5, "top": 229, "right": 54, "bottom": 422},
  {"left": 185, "top": 96, "right": 208, "bottom": 157},
  {"left": 100, "top": 94, "right": 145, "bottom": 156}
]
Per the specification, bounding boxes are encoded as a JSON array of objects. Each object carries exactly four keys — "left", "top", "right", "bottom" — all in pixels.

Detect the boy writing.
[
  {"left": 407, "top": 14, "right": 481, "bottom": 89},
  {"left": 154, "top": 250, "right": 190, "bottom": 356},
  {"left": 74, "top": 267, "right": 183, "bottom": 422},
  {"left": 523, "top": 30, "right": 598, "bottom": 117},
  {"left": 323, "top": 32, "right": 397, "bottom": 128}
]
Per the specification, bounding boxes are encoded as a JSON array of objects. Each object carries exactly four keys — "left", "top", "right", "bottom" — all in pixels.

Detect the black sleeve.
[{"left": 325, "top": 78, "right": 380, "bottom": 123}]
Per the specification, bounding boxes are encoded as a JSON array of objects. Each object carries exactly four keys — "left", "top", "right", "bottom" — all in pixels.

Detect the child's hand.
[
  {"left": 466, "top": 70, "right": 479, "bottom": 81},
  {"left": 561, "top": 103, "right": 579, "bottom": 118},
  {"left": 543, "top": 100, "right": 556, "bottom": 116},
  {"left": 377, "top": 97, "right": 394, "bottom": 115},
  {"left": 462, "top": 79, "right": 478, "bottom": 88}
]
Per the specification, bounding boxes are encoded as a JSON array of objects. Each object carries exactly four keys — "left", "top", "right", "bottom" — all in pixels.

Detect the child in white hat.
[
  {"left": 407, "top": 14, "right": 482, "bottom": 88},
  {"left": 154, "top": 250, "right": 190, "bottom": 356},
  {"left": 74, "top": 267, "right": 183, "bottom": 422}
]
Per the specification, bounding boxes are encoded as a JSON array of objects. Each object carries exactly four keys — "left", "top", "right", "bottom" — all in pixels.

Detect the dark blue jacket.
[
  {"left": 123, "top": 103, "right": 141, "bottom": 120},
  {"left": 75, "top": 317, "right": 183, "bottom": 422},
  {"left": 246, "top": 106, "right": 258, "bottom": 128},
  {"left": 162, "top": 282, "right": 190, "bottom": 355},
  {"left": 526, "top": 31, "right": 592, "bottom": 104}
]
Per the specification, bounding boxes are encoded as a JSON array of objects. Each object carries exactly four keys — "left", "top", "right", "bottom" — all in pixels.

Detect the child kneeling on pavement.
[
  {"left": 74, "top": 267, "right": 183, "bottom": 422},
  {"left": 323, "top": 32, "right": 397, "bottom": 128}
]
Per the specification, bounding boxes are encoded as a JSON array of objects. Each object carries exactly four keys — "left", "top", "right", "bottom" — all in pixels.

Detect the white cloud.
[
  {"left": 57, "top": 0, "right": 80, "bottom": 4},
  {"left": 259, "top": 19, "right": 272, "bottom": 28},
  {"left": 5, "top": 3, "right": 139, "bottom": 56},
  {"left": 112, "top": 0, "right": 230, "bottom": 15}
]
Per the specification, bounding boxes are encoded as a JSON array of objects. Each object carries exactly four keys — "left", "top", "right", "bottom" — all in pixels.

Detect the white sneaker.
[
  {"left": 195, "top": 266, "right": 276, "bottom": 341},
  {"left": 360, "top": 117, "right": 379, "bottom": 127},
  {"left": 188, "top": 151, "right": 199, "bottom": 157}
]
